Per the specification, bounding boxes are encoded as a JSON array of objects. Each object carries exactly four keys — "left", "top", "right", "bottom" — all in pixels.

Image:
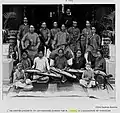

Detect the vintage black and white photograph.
[{"left": 2, "top": 4, "right": 115, "bottom": 101}]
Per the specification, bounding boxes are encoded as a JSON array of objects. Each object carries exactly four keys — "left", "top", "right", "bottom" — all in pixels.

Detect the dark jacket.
[
  {"left": 72, "top": 56, "right": 86, "bottom": 69},
  {"left": 54, "top": 55, "right": 67, "bottom": 69}
]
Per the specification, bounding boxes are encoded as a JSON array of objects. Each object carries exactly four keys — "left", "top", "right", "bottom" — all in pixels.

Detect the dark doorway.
[
  {"left": 25, "top": 5, "right": 58, "bottom": 30},
  {"left": 3, "top": 4, "right": 115, "bottom": 33}
]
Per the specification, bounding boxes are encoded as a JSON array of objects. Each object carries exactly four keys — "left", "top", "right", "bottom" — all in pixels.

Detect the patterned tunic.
[
  {"left": 13, "top": 69, "right": 25, "bottom": 82},
  {"left": 39, "top": 28, "right": 51, "bottom": 43},
  {"left": 68, "top": 27, "right": 80, "bottom": 52},
  {"left": 68, "top": 27, "right": 80, "bottom": 41},
  {"left": 86, "top": 34, "right": 101, "bottom": 53},
  {"left": 54, "top": 31, "right": 69, "bottom": 48},
  {"left": 21, "top": 58, "right": 31, "bottom": 70},
  {"left": 81, "top": 27, "right": 92, "bottom": 53},
  {"left": 51, "top": 28, "right": 60, "bottom": 40},
  {"left": 21, "top": 32, "right": 40, "bottom": 61},
  {"left": 18, "top": 24, "right": 29, "bottom": 40}
]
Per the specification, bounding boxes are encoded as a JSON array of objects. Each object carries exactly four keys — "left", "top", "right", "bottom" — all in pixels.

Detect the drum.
[{"left": 95, "top": 74, "right": 105, "bottom": 85}]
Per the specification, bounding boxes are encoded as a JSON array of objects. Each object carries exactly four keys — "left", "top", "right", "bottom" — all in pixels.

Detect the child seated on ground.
[
  {"left": 79, "top": 62, "right": 96, "bottom": 88},
  {"left": 13, "top": 63, "right": 33, "bottom": 89}
]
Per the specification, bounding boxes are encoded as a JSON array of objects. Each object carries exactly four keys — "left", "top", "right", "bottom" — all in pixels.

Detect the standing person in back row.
[
  {"left": 17, "top": 17, "right": 29, "bottom": 61},
  {"left": 51, "top": 24, "right": 69, "bottom": 50},
  {"left": 81, "top": 20, "right": 92, "bottom": 54},
  {"left": 68, "top": 21, "right": 81, "bottom": 53},
  {"left": 17, "top": 17, "right": 29, "bottom": 41},
  {"left": 39, "top": 22, "right": 51, "bottom": 55},
  {"left": 51, "top": 22, "right": 60, "bottom": 51},
  {"left": 21, "top": 25, "right": 40, "bottom": 64}
]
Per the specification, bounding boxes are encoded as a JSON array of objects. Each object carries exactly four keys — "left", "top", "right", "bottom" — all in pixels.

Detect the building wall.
[{"left": 3, "top": 5, "right": 24, "bottom": 29}]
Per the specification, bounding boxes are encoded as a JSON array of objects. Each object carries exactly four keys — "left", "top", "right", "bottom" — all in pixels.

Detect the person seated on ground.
[
  {"left": 20, "top": 50, "right": 32, "bottom": 80},
  {"left": 32, "top": 50, "right": 50, "bottom": 82},
  {"left": 79, "top": 62, "right": 95, "bottom": 88},
  {"left": 13, "top": 63, "right": 33, "bottom": 89},
  {"left": 93, "top": 50, "right": 113, "bottom": 89},
  {"left": 94, "top": 50, "right": 106, "bottom": 76},
  {"left": 20, "top": 50, "right": 31, "bottom": 70},
  {"left": 72, "top": 49, "right": 86, "bottom": 80},
  {"left": 72, "top": 49, "right": 86, "bottom": 69},
  {"left": 50, "top": 48, "right": 71, "bottom": 83}
]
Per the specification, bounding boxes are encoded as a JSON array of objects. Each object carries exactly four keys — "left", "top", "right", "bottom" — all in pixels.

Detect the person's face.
[
  {"left": 24, "top": 19, "right": 28, "bottom": 24},
  {"left": 66, "top": 9, "right": 71, "bottom": 15},
  {"left": 22, "top": 52, "right": 27, "bottom": 59},
  {"left": 18, "top": 65, "right": 22, "bottom": 71},
  {"left": 73, "top": 23, "right": 77, "bottom": 27},
  {"left": 53, "top": 22, "right": 58, "bottom": 27},
  {"left": 42, "top": 23, "right": 46, "bottom": 28},
  {"left": 92, "top": 27, "right": 96, "bottom": 34},
  {"left": 76, "top": 51, "right": 81, "bottom": 57},
  {"left": 86, "top": 65, "right": 91, "bottom": 70},
  {"left": 97, "top": 51, "right": 102, "bottom": 58},
  {"left": 86, "top": 21, "right": 90, "bottom": 27},
  {"left": 30, "top": 26, "right": 35, "bottom": 32},
  {"left": 61, "top": 25, "right": 65, "bottom": 31},
  {"left": 39, "top": 51, "right": 43, "bottom": 58},
  {"left": 58, "top": 50, "right": 64, "bottom": 57}
]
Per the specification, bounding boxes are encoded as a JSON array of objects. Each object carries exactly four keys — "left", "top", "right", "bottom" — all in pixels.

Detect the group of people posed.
[{"left": 8, "top": 15, "right": 108, "bottom": 90}]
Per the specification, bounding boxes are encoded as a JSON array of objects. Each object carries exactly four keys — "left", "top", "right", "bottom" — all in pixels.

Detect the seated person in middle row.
[
  {"left": 94, "top": 50, "right": 106, "bottom": 76},
  {"left": 72, "top": 49, "right": 86, "bottom": 79},
  {"left": 32, "top": 51, "right": 50, "bottom": 72},
  {"left": 50, "top": 48, "right": 71, "bottom": 83},
  {"left": 72, "top": 49, "right": 86, "bottom": 69},
  {"left": 32, "top": 51, "right": 50, "bottom": 80},
  {"left": 20, "top": 50, "right": 31, "bottom": 70}
]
